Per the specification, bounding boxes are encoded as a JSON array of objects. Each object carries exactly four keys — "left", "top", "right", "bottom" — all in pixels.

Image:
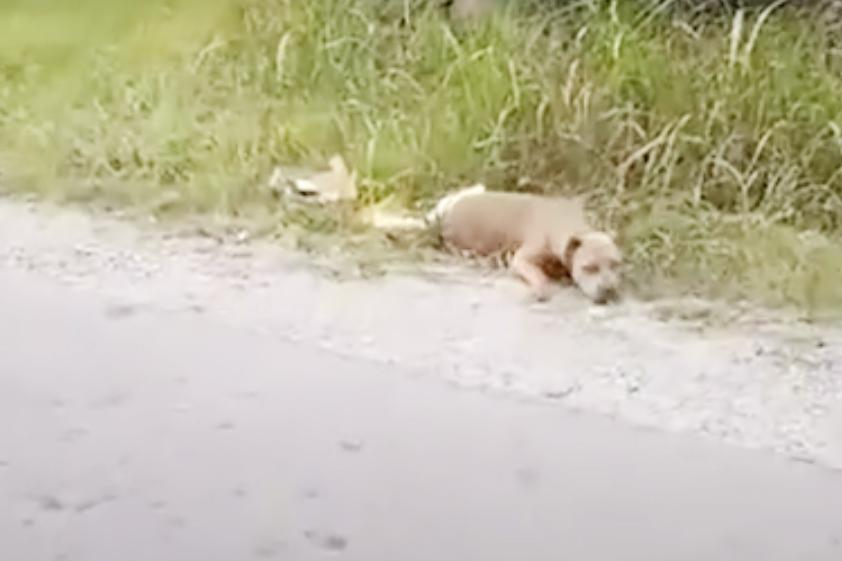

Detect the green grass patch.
[{"left": 1, "top": 0, "right": 842, "bottom": 315}]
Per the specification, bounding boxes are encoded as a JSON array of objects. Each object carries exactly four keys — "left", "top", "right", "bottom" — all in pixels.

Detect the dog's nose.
[{"left": 594, "top": 287, "right": 619, "bottom": 305}]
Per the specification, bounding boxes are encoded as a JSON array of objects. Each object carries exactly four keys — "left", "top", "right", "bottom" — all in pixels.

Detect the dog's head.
[{"left": 562, "top": 231, "right": 623, "bottom": 304}]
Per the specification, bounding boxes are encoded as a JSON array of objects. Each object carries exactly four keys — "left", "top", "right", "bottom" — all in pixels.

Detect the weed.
[{"left": 1, "top": 0, "right": 841, "bottom": 312}]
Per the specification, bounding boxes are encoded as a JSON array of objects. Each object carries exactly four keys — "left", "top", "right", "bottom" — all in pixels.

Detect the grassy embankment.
[{"left": 1, "top": 0, "right": 841, "bottom": 316}]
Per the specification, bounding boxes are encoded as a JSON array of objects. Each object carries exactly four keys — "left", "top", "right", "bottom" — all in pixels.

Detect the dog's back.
[{"left": 438, "top": 190, "right": 589, "bottom": 257}]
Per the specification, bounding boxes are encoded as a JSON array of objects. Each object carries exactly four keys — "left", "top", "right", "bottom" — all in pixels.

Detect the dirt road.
[
  {"left": 0, "top": 198, "right": 840, "bottom": 470},
  {"left": 2, "top": 267, "right": 842, "bottom": 561}
]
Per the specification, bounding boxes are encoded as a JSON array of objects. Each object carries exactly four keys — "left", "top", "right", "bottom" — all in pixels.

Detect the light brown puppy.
[{"left": 429, "top": 185, "right": 623, "bottom": 304}]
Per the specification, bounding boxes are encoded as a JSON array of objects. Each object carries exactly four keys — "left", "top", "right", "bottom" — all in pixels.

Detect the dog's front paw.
[{"left": 531, "top": 283, "right": 554, "bottom": 303}]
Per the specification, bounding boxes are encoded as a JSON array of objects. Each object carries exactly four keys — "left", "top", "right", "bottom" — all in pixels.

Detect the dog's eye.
[{"left": 583, "top": 264, "right": 599, "bottom": 275}]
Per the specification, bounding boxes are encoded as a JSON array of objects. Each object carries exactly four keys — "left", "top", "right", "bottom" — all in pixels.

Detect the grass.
[{"left": 1, "top": 0, "right": 842, "bottom": 317}]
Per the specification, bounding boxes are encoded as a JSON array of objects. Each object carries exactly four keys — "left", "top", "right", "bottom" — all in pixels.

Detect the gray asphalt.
[{"left": 1, "top": 270, "right": 841, "bottom": 561}]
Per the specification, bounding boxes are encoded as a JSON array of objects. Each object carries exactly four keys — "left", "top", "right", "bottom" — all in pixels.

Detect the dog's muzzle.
[{"left": 593, "top": 287, "right": 620, "bottom": 305}]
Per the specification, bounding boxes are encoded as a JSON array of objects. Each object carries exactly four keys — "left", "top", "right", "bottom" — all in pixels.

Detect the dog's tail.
[{"left": 425, "top": 183, "right": 486, "bottom": 225}]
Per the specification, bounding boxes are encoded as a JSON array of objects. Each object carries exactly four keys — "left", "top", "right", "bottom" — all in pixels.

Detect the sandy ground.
[
  {"left": 2, "top": 266, "right": 842, "bottom": 561},
  {"left": 0, "top": 196, "right": 841, "bottom": 469}
]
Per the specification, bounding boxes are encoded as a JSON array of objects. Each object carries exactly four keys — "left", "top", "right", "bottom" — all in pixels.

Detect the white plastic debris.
[{"left": 268, "top": 154, "right": 357, "bottom": 203}]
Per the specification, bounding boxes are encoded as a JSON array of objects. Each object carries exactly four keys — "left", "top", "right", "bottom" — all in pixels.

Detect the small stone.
[
  {"left": 322, "top": 534, "right": 348, "bottom": 551},
  {"left": 514, "top": 467, "right": 540, "bottom": 488},
  {"left": 254, "top": 541, "right": 286, "bottom": 559},
  {"left": 339, "top": 439, "right": 364, "bottom": 453},
  {"left": 304, "top": 530, "right": 348, "bottom": 552},
  {"left": 544, "top": 384, "right": 580, "bottom": 400},
  {"left": 105, "top": 303, "right": 137, "bottom": 320},
  {"left": 75, "top": 494, "right": 116, "bottom": 513},
  {"left": 38, "top": 496, "right": 64, "bottom": 512}
]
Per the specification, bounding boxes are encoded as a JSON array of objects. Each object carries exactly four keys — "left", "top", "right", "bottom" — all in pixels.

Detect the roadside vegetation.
[{"left": 2, "top": 0, "right": 841, "bottom": 316}]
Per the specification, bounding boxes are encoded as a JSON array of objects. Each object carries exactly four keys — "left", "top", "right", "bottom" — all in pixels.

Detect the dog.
[{"left": 427, "top": 185, "right": 623, "bottom": 304}]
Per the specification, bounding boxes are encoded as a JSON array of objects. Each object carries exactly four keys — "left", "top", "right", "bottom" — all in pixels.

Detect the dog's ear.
[{"left": 562, "top": 235, "right": 582, "bottom": 268}]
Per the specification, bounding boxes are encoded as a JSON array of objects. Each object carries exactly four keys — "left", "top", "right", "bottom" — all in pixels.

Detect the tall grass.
[{"left": 1, "top": 0, "right": 841, "bottom": 315}]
